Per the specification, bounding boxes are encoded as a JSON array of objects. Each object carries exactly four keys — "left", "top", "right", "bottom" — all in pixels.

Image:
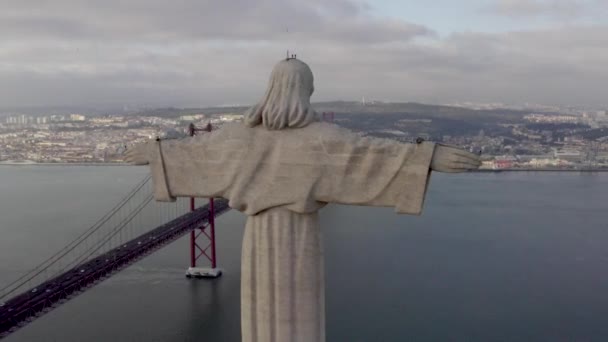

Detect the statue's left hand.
[
  {"left": 124, "top": 142, "right": 149, "bottom": 165},
  {"left": 431, "top": 144, "right": 481, "bottom": 173}
]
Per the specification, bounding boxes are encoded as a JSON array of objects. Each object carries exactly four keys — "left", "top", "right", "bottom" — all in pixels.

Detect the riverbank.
[
  {"left": 472, "top": 168, "right": 608, "bottom": 172},
  {"left": 2, "top": 161, "right": 608, "bottom": 172},
  {"left": 0, "top": 161, "right": 128, "bottom": 166}
]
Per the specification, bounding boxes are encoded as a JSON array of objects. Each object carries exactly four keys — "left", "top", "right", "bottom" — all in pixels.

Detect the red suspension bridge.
[
  {"left": 0, "top": 173, "right": 231, "bottom": 339},
  {"left": 0, "top": 123, "right": 230, "bottom": 339}
]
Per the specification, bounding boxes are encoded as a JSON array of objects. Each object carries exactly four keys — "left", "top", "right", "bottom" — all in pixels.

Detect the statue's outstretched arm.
[
  {"left": 315, "top": 131, "right": 480, "bottom": 215},
  {"left": 125, "top": 133, "right": 238, "bottom": 201},
  {"left": 124, "top": 137, "right": 207, "bottom": 201}
]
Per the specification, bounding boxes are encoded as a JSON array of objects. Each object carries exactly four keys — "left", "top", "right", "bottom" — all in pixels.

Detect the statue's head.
[{"left": 244, "top": 58, "right": 318, "bottom": 130}]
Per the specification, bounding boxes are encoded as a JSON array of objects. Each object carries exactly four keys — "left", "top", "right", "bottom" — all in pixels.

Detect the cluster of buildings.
[
  {"left": 483, "top": 148, "right": 608, "bottom": 170},
  {"left": 524, "top": 111, "right": 608, "bottom": 128},
  {"left": 4, "top": 114, "right": 86, "bottom": 125},
  {"left": 523, "top": 114, "right": 580, "bottom": 124},
  {"left": 0, "top": 112, "right": 244, "bottom": 163},
  {"left": 2, "top": 106, "right": 608, "bottom": 169}
]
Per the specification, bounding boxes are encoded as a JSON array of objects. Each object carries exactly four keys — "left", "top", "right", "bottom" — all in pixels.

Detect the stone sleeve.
[
  {"left": 315, "top": 134, "right": 435, "bottom": 216},
  {"left": 147, "top": 140, "right": 177, "bottom": 202},
  {"left": 144, "top": 131, "right": 238, "bottom": 202},
  {"left": 394, "top": 141, "right": 435, "bottom": 215}
]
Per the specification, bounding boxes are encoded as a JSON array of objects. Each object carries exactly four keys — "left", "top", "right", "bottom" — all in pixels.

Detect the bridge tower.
[{"left": 185, "top": 122, "right": 222, "bottom": 278}]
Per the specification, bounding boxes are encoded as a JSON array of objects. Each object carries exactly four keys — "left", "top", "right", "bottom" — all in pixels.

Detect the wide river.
[{"left": 1, "top": 166, "right": 608, "bottom": 341}]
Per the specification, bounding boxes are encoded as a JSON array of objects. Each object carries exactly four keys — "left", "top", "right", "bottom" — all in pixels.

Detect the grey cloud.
[
  {"left": 0, "top": 0, "right": 606, "bottom": 108},
  {"left": 487, "top": 0, "right": 607, "bottom": 19},
  {"left": 0, "top": 16, "right": 96, "bottom": 40},
  {"left": 0, "top": 0, "right": 432, "bottom": 44}
]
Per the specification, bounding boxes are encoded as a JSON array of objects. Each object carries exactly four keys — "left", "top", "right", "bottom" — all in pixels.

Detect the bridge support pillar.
[
  {"left": 185, "top": 123, "right": 222, "bottom": 279},
  {"left": 186, "top": 266, "right": 222, "bottom": 278}
]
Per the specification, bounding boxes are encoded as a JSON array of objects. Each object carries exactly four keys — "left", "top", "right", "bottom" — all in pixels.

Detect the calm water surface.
[{"left": 1, "top": 166, "right": 608, "bottom": 341}]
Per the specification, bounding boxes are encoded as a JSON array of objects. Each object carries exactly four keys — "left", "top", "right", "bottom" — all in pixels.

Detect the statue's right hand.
[
  {"left": 124, "top": 142, "right": 150, "bottom": 165},
  {"left": 430, "top": 144, "right": 481, "bottom": 173}
]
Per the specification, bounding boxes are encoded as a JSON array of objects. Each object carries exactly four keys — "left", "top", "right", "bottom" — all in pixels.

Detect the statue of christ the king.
[{"left": 126, "top": 58, "right": 481, "bottom": 342}]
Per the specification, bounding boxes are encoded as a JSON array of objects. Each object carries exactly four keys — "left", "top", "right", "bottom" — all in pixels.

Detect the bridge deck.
[{"left": 0, "top": 199, "right": 231, "bottom": 339}]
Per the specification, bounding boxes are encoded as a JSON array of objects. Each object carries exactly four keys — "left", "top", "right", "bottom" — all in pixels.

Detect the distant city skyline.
[
  {"left": 1, "top": 0, "right": 607, "bottom": 108},
  {"left": 0, "top": 99, "right": 604, "bottom": 117}
]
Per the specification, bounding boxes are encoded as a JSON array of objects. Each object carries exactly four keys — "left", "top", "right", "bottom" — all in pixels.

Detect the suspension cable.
[{"left": 0, "top": 175, "right": 151, "bottom": 300}]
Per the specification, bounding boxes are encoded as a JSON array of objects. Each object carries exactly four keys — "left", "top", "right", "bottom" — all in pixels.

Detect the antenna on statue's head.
[
  {"left": 285, "top": 26, "right": 297, "bottom": 60},
  {"left": 285, "top": 27, "right": 290, "bottom": 60}
]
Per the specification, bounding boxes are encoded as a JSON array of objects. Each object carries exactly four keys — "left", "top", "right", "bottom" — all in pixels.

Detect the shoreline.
[
  {"left": 1, "top": 161, "right": 608, "bottom": 172},
  {"left": 0, "top": 162, "right": 129, "bottom": 166},
  {"left": 471, "top": 168, "right": 608, "bottom": 173}
]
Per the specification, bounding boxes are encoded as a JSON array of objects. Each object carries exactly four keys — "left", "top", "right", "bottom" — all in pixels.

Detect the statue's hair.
[{"left": 244, "top": 58, "right": 318, "bottom": 130}]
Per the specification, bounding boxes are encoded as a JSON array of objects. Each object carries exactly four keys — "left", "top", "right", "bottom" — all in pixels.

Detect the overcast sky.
[{"left": 1, "top": 0, "right": 607, "bottom": 108}]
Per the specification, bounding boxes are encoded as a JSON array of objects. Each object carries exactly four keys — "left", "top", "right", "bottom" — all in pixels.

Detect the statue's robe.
[{"left": 147, "top": 122, "right": 435, "bottom": 342}]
